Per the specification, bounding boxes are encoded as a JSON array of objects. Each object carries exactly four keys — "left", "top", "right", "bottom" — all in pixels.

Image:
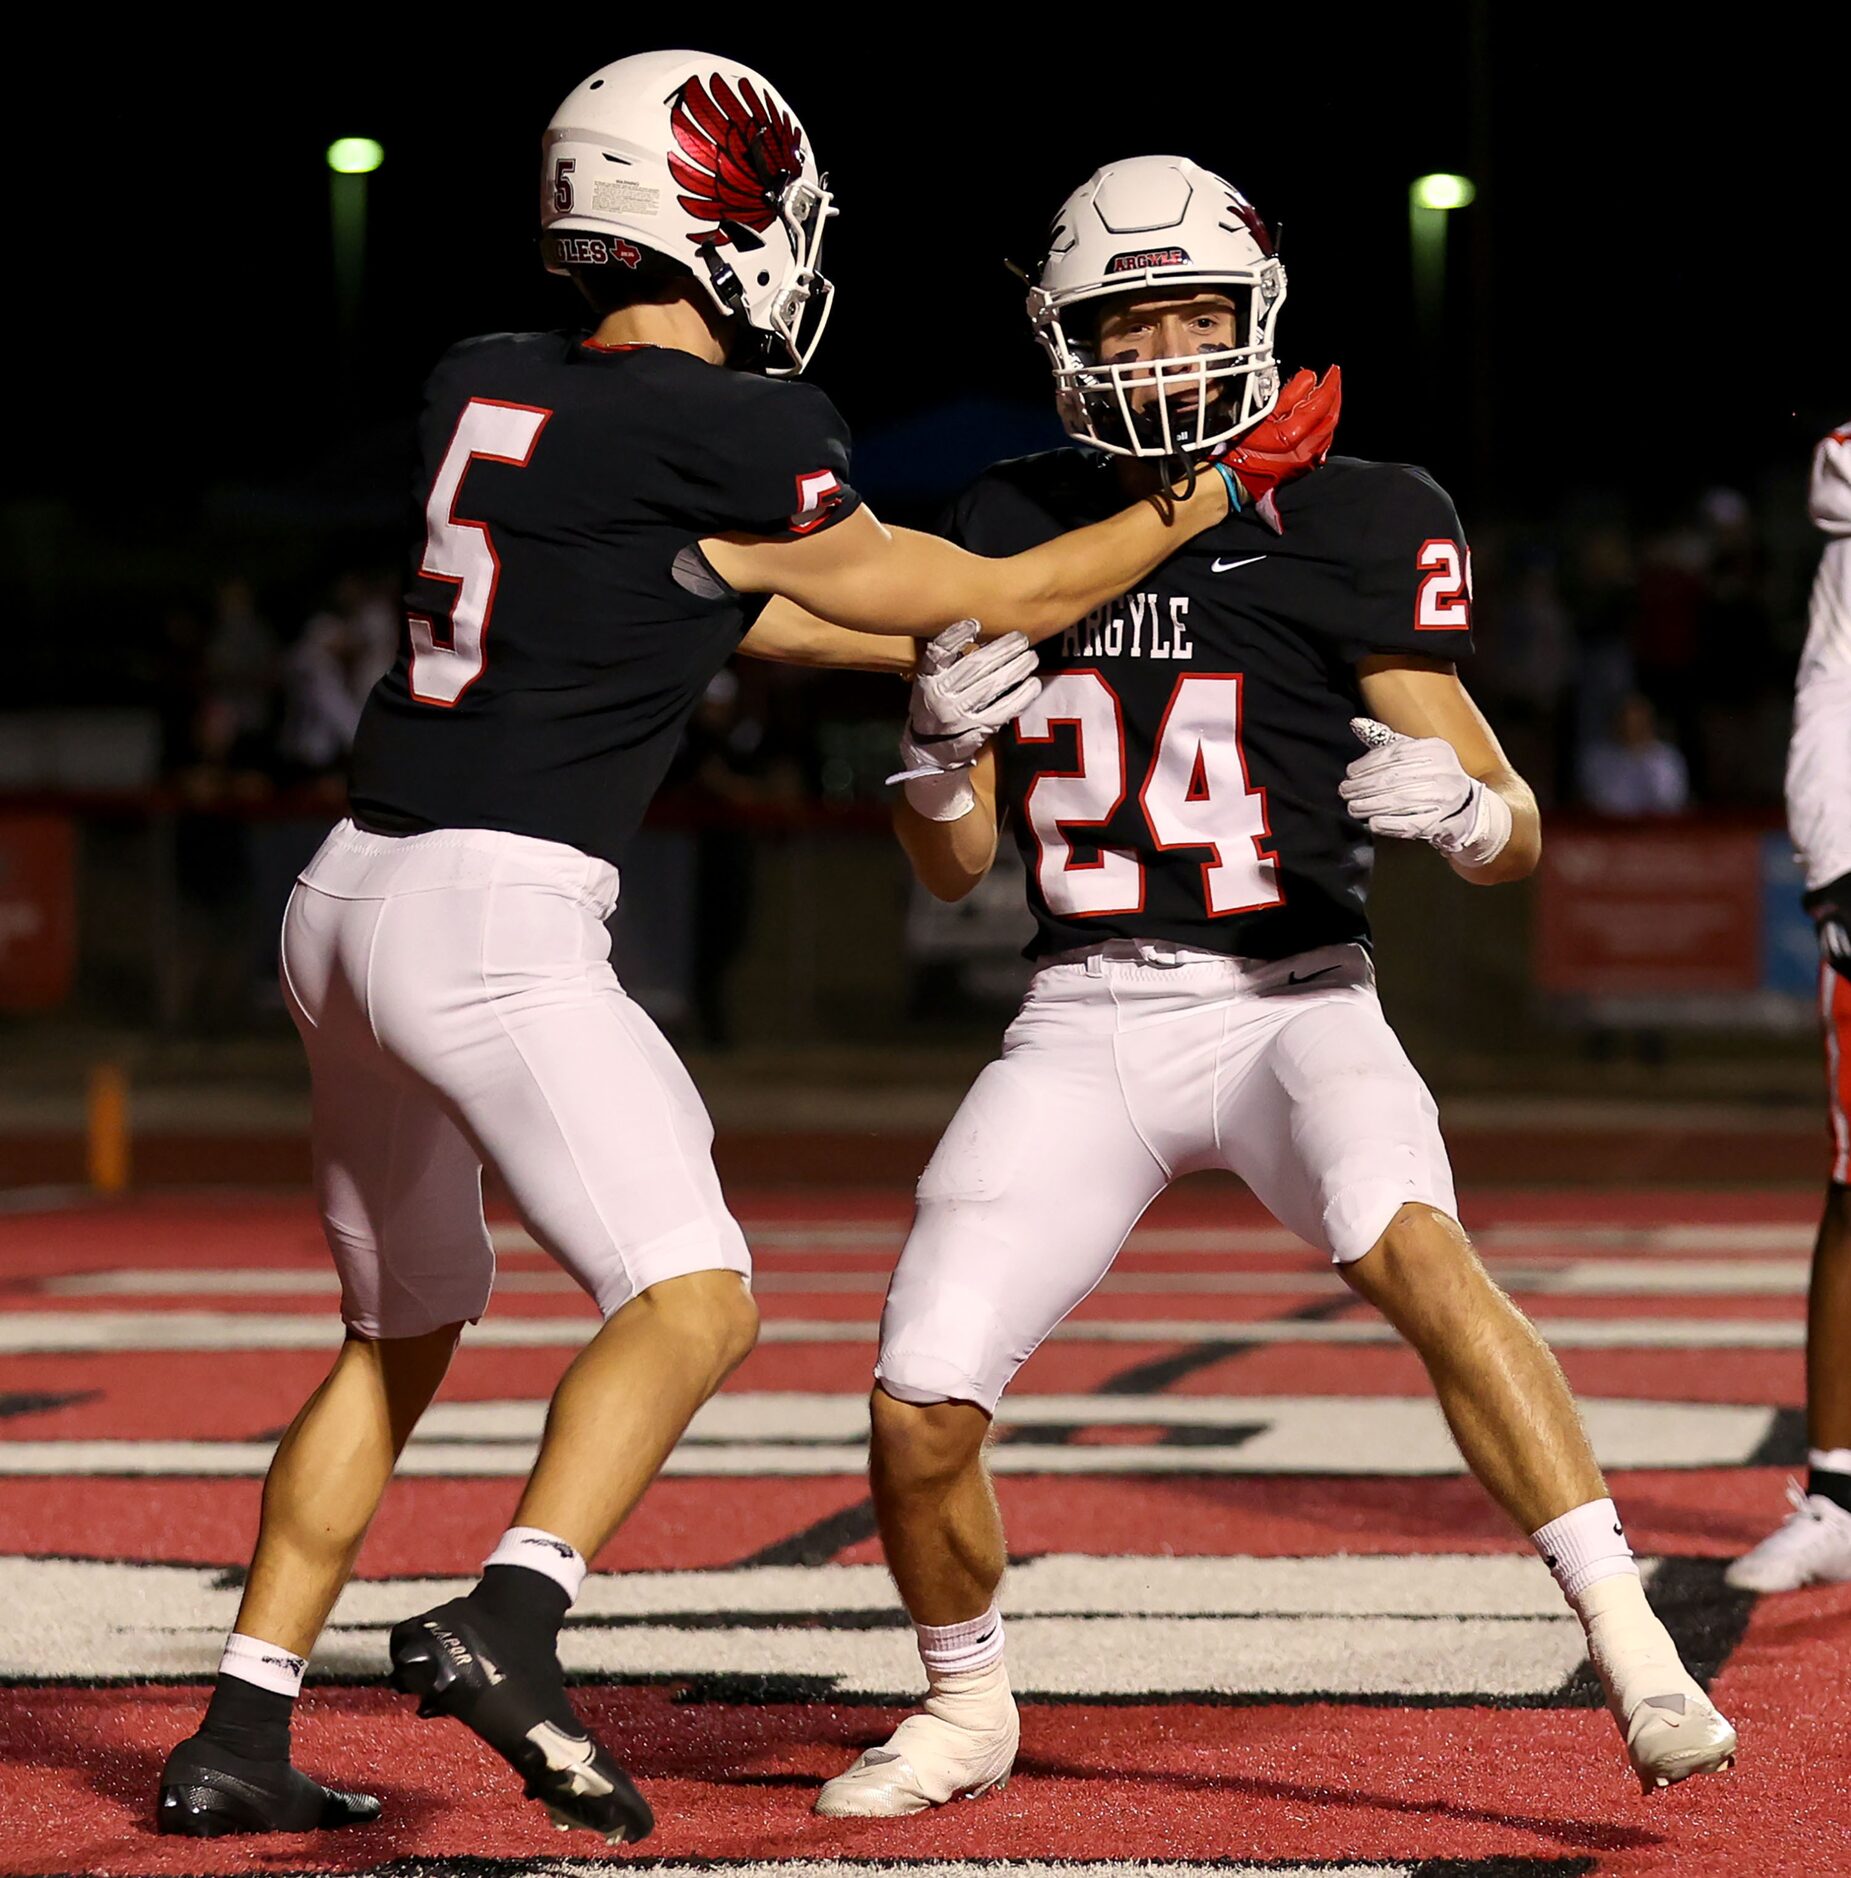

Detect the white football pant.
[
  {"left": 280, "top": 819, "right": 750, "bottom": 1339},
  {"left": 877, "top": 940, "right": 1455, "bottom": 1412}
]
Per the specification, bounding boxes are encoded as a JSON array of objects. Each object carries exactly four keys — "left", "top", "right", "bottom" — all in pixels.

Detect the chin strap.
[{"left": 699, "top": 244, "right": 749, "bottom": 320}]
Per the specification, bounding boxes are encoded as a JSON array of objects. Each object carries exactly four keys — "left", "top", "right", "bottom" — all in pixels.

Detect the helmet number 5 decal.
[
  {"left": 407, "top": 399, "right": 553, "bottom": 707},
  {"left": 1415, "top": 538, "right": 1473, "bottom": 629},
  {"left": 551, "top": 157, "right": 576, "bottom": 215}
]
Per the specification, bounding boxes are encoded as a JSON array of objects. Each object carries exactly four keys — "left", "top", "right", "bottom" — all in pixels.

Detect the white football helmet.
[
  {"left": 1028, "top": 156, "right": 1287, "bottom": 457},
  {"left": 540, "top": 50, "right": 835, "bottom": 376}
]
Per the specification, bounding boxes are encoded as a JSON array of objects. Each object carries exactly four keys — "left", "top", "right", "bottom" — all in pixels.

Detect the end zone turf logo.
[{"left": 1107, "top": 246, "right": 1190, "bottom": 273}]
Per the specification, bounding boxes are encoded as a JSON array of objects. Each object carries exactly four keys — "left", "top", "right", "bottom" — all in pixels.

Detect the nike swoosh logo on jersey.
[
  {"left": 1286, "top": 964, "right": 1340, "bottom": 985},
  {"left": 1211, "top": 555, "right": 1267, "bottom": 573}
]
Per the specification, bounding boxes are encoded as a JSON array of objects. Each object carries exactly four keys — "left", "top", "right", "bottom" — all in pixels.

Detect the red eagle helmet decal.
[{"left": 668, "top": 73, "right": 805, "bottom": 246}]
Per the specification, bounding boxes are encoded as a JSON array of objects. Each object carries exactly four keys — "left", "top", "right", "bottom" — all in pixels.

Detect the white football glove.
[
  {"left": 1338, "top": 716, "right": 1512, "bottom": 866},
  {"left": 888, "top": 620, "right": 1040, "bottom": 821},
  {"left": 893, "top": 619, "right": 1041, "bottom": 778}
]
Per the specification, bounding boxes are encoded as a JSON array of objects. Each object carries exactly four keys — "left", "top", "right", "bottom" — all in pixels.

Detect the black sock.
[
  {"left": 1809, "top": 1465, "right": 1851, "bottom": 1515},
  {"left": 462, "top": 1564, "right": 573, "bottom": 1703},
  {"left": 199, "top": 1674, "right": 293, "bottom": 1764}
]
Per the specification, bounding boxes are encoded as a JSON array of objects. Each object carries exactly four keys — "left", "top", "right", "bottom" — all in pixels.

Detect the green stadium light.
[
  {"left": 1411, "top": 172, "right": 1475, "bottom": 212},
  {"left": 327, "top": 137, "right": 384, "bottom": 176}
]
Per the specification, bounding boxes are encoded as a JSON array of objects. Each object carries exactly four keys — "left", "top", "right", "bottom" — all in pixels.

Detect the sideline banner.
[
  {"left": 1535, "top": 821, "right": 1813, "bottom": 1023},
  {"left": 0, "top": 814, "right": 76, "bottom": 1012},
  {"left": 1537, "top": 825, "right": 1761, "bottom": 997}
]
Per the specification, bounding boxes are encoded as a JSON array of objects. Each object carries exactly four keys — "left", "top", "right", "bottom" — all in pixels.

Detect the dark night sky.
[{"left": 5, "top": 13, "right": 1846, "bottom": 622}]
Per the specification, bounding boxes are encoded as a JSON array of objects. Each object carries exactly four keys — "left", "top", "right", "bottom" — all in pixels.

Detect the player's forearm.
[
  {"left": 705, "top": 481, "right": 1225, "bottom": 642},
  {"left": 738, "top": 599, "right": 917, "bottom": 676},
  {"left": 1449, "top": 768, "right": 1541, "bottom": 885},
  {"left": 894, "top": 793, "right": 998, "bottom": 901},
  {"left": 959, "top": 482, "right": 1227, "bottom": 642}
]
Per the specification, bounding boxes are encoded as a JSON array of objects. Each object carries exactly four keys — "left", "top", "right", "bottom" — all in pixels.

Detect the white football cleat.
[
  {"left": 815, "top": 1664, "right": 1018, "bottom": 1818},
  {"left": 1614, "top": 1684, "right": 1739, "bottom": 1795},
  {"left": 1725, "top": 1480, "right": 1851, "bottom": 1593},
  {"left": 1578, "top": 1577, "right": 1737, "bottom": 1794}
]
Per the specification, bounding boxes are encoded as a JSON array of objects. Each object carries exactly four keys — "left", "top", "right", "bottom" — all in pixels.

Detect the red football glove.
[{"left": 1210, "top": 364, "right": 1342, "bottom": 533}]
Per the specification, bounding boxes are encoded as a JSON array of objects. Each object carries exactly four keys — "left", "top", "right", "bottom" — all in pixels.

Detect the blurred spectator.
[
  {"left": 200, "top": 577, "right": 280, "bottom": 763},
  {"left": 1579, "top": 693, "right": 1691, "bottom": 817},
  {"left": 277, "top": 572, "right": 398, "bottom": 777},
  {"left": 1692, "top": 486, "right": 1784, "bottom": 802},
  {"left": 680, "top": 666, "right": 804, "bottom": 1048},
  {"left": 1478, "top": 543, "right": 1571, "bottom": 807},
  {"left": 1567, "top": 523, "right": 1640, "bottom": 769}
]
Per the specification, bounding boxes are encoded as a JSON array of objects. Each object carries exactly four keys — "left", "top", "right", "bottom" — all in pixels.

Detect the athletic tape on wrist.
[{"left": 904, "top": 768, "right": 978, "bottom": 822}]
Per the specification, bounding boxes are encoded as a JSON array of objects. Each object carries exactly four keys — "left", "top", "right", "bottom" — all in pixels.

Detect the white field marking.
[
  {"left": 0, "top": 1396, "right": 1775, "bottom": 1477},
  {"left": 0, "top": 1311, "right": 1805, "bottom": 1355},
  {"left": 1475, "top": 1222, "right": 1817, "bottom": 1253},
  {"left": 487, "top": 1222, "right": 1320, "bottom": 1255},
  {"left": 39, "top": 1258, "right": 1813, "bottom": 1299},
  {"left": 0, "top": 1552, "right": 1636, "bottom": 1695}
]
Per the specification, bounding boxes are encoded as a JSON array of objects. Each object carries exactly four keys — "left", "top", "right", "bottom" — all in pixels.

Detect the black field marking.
[
  {"left": 733, "top": 1296, "right": 1363, "bottom": 1566},
  {"left": 1161, "top": 1421, "right": 1271, "bottom": 1447},
  {"left": 639, "top": 1676, "right": 1624, "bottom": 1711},
  {"left": 737, "top": 1498, "right": 882, "bottom": 1568},
  {"left": 0, "top": 1666, "right": 1697, "bottom": 1711},
  {"left": 0, "top": 1390, "right": 98, "bottom": 1421},
  {"left": 1747, "top": 1403, "right": 1809, "bottom": 1465},
  {"left": 1095, "top": 1294, "right": 1362, "bottom": 1395},
  {"left": 37, "top": 1853, "right": 1598, "bottom": 1877}
]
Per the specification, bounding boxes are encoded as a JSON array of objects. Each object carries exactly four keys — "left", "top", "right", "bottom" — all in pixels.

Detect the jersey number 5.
[
  {"left": 408, "top": 399, "right": 552, "bottom": 706},
  {"left": 1016, "top": 670, "right": 1282, "bottom": 918}
]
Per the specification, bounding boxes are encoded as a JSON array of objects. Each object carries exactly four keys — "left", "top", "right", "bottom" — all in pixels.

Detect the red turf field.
[{"left": 3, "top": 1185, "right": 1848, "bottom": 1877}]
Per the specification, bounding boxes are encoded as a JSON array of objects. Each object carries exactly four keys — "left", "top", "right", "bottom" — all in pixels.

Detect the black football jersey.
[
  {"left": 349, "top": 333, "right": 859, "bottom": 866},
  {"left": 943, "top": 451, "right": 1475, "bottom": 962}
]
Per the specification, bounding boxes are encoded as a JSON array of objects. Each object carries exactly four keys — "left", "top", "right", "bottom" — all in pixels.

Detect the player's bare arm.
[
  {"left": 698, "top": 480, "right": 1230, "bottom": 643},
  {"left": 1346, "top": 655, "right": 1542, "bottom": 886},
  {"left": 737, "top": 598, "right": 917, "bottom": 676},
  {"left": 896, "top": 746, "right": 1000, "bottom": 901}
]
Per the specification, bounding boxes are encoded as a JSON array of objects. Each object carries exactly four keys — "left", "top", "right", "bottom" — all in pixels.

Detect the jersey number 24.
[
  {"left": 1016, "top": 670, "right": 1282, "bottom": 918},
  {"left": 408, "top": 398, "right": 553, "bottom": 706}
]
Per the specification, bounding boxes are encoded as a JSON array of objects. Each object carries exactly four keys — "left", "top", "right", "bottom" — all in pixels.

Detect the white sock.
[
  {"left": 219, "top": 1632, "right": 307, "bottom": 1699},
  {"left": 916, "top": 1604, "right": 1005, "bottom": 1680},
  {"left": 1531, "top": 1497, "right": 1640, "bottom": 1603},
  {"left": 484, "top": 1526, "right": 588, "bottom": 1602},
  {"left": 1809, "top": 1446, "right": 1851, "bottom": 1477}
]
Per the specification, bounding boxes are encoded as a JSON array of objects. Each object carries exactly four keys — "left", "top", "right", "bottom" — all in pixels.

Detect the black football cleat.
[
  {"left": 156, "top": 1732, "right": 381, "bottom": 1836},
  {"left": 387, "top": 1600, "right": 654, "bottom": 1845}
]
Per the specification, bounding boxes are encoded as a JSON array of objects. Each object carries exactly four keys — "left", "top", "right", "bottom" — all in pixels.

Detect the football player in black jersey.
[
  {"left": 817, "top": 157, "right": 1738, "bottom": 1818},
  {"left": 153, "top": 63, "right": 1344, "bottom": 1846}
]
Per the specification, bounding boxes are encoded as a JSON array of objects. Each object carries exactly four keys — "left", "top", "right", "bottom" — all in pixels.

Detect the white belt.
[{"left": 1046, "top": 937, "right": 1237, "bottom": 975}]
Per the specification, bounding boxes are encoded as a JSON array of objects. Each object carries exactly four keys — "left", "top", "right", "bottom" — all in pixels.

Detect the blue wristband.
[{"left": 1211, "top": 461, "right": 1244, "bottom": 511}]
